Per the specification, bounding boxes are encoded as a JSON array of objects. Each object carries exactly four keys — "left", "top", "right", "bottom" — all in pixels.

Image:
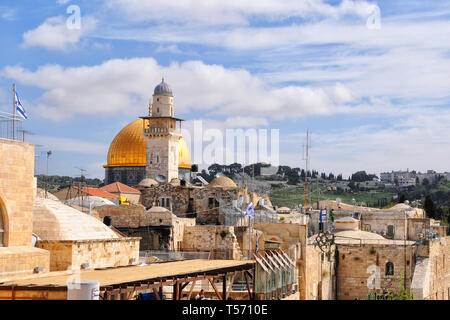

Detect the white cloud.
[
  {"left": 155, "top": 44, "right": 183, "bottom": 54},
  {"left": 107, "top": 0, "right": 374, "bottom": 26},
  {"left": 22, "top": 15, "right": 97, "bottom": 51},
  {"left": 29, "top": 135, "right": 108, "bottom": 155},
  {"left": 0, "top": 7, "right": 17, "bottom": 21},
  {"left": 1, "top": 58, "right": 354, "bottom": 121},
  {"left": 280, "top": 109, "right": 450, "bottom": 177}
]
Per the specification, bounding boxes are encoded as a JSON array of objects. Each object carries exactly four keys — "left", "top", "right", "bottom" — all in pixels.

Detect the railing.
[
  {"left": 144, "top": 127, "right": 169, "bottom": 135},
  {"left": 139, "top": 250, "right": 211, "bottom": 263},
  {"left": 0, "top": 113, "right": 25, "bottom": 141}
]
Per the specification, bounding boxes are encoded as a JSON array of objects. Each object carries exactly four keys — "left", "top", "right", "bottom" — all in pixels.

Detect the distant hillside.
[{"left": 36, "top": 175, "right": 103, "bottom": 193}]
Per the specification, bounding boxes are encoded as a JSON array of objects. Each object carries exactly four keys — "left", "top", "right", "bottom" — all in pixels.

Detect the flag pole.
[
  {"left": 248, "top": 211, "right": 251, "bottom": 259},
  {"left": 12, "top": 83, "right": 16, "bottom": 140}
]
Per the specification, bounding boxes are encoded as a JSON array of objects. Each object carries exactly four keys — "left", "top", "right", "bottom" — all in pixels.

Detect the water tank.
[{"left": 67, "top": 280, "right": 100, "bottom": 300}]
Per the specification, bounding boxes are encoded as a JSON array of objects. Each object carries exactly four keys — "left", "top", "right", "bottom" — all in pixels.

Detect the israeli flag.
[
  {"left": 319, "top": 209, "right": 323, "bottom": 223},
  {"left": 15, "top": 91, "right": 28, "bottom": 120},
  {"left": 244, "top": 202, "right": 254, "bottom": 219}
]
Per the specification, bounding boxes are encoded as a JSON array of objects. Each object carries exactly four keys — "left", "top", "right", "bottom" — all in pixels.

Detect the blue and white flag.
[
  {"left": 14, "top": 91, "right": 28, "bottom": 120},
  {"left": 255, "top": 232, "right": 259, "bottom": 253},
  {"left": 319, "top": 209, "right": 323, "bottom": 223},
  {"left": 244, "top": 202, "right": 254, "bottom": 219}
]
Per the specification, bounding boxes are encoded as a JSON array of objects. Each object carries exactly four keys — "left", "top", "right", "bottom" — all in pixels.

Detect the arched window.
[
  {"left": 385, "top": 262, "right": 394, "bottom": 276},
  {"left": 0, "top": 204, "right": 5, "bottom": 246}
]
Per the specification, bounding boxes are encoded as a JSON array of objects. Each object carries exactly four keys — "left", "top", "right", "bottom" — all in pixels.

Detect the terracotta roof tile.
[
  {"left": 73, "top": 186, "right": 118, "bottom": 198},
  {"left": 100, "top": 182, "right": 141, "bottom": 194}
]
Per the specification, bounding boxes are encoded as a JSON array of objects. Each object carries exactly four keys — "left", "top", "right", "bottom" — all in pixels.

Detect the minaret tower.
[{"left": 141, "top": 78, "right": 183, "bottom": 182}]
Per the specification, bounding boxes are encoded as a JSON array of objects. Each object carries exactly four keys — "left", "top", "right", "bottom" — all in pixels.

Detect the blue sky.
[{"left": 1, "top": 0, "right": 450, "bottom": 179}]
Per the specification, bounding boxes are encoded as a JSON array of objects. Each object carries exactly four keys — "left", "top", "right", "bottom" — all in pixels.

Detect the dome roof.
[
  {"left": 33, "top": 198, "right": 119, "bottom": 241},
  {"left": 105, "top": 119, "right": 191, "bottom": 169},
  {"left": 105, "top": 119, "right": 146, "bottom": 167},
  {"left": 154, "top": 78, "right": 173, "bottom": 97},
  {"left": 207, "top": 176, "right": 238, "bottom": 190},
  {"left": 137, "top": 178, "right": 159, "bottom": 187},
  {"left": 148, "top": 206, "right": 171, "bottom": 213},
  {"left": 178, "top": 137, "right": 191, "bottom": 169}
]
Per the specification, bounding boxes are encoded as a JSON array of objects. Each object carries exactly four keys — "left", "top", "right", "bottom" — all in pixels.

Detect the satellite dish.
[
  {"left": 216, "top": 172, "right": 224, "bottom": 178},
  {"left": 155, "top": 174, "right": 167, "bottom": 183}
]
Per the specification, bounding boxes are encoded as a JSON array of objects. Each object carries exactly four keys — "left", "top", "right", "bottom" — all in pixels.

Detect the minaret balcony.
[{"left": 144, "top": 127, "right": 181, "bottom": 135}]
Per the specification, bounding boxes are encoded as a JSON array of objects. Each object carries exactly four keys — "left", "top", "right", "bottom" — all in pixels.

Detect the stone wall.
[
  {"left": 36, "top": 237, "right": 140, "bottom": 271},
  {"left": 425, "top": 236, "right": 450, "bottom": 299},
  {"left": 0, "top": 247, "right": 50, "bottom": 281},
  {"left": 182, "top": 225, "right": 242, "bottom": 260},
  {"left": 335, "top": 242, "right": 416, "bottom": 300},
  {"left": 0, "top": 139, "right": 35, "bottom": 246},
  {"left": 0, "top": 139, "right": 51, "bottom": 280},
  {"left": 95, "top": 204, "right": 150, "bottom": 228},
  {"left": 310, "top": 210, "right": 412, "bottom": 240},
  {"left": 138, "top": 184, "right": 245, "bottom": 224}
]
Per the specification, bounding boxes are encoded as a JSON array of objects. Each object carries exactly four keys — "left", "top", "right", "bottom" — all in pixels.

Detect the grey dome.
[{"left": 154, "top": 78, "right": 173, "bottom": 97}]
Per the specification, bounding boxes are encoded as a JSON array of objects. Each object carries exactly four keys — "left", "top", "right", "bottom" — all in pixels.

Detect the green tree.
[{"left": 424, "top": 194, "right": 437, "bottom": 219}]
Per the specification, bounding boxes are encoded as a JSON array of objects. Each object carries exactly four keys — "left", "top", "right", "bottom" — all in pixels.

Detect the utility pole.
[{"left": 303, "top": 129, "right": 311, "bottom": 208}]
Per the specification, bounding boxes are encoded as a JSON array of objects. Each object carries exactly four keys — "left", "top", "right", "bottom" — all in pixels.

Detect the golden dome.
[
  {"left": 178, "top": 136, "right": 191, "bottom": 169},
  {"left": 105, "top": 119, "right": 146, "bottom": 167},
  {"left": 104, "top": 118, "right": 191, "bottom": 169}
]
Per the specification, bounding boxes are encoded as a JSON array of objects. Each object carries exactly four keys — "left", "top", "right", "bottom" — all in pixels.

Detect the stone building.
[
  {"left": 0, "top": 139, "right": 50, "bottom": 280},
  {"left": 94, "top": 204, "right": 195, "bottom": 251},
  {"left": 33, "top": 197, "right": 140, "bottom": 271},
  {"left": 137, "top": 176, "right": 250, "bottom": 224},
  {"left": 100, "top": 181, "right": 141, "bottom": 204}
]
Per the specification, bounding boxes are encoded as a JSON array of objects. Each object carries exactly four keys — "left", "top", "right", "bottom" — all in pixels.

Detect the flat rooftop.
[{"left": 2, "top": 259, "right": 255, "bottom": 288}]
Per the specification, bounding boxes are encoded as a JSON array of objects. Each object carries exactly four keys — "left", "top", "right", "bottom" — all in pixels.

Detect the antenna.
[
  {"left": 74, "top": 166, "right": 88, "bottom": 212},
  {"left": 301, "top": 129, "right": 312, "bottom": 207},
  {"left": 17, "top": 129, "right": 33, "bottom": 142},
  {"left": 45, "top": 150, "right": 52, "bottom": 197}
]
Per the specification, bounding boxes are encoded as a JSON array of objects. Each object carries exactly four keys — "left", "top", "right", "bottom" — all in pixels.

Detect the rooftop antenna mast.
[
  {"left": 302, "top": 129, "right": 312, "bottom": 208},
  {"left": 74, "top": 166, "right": 87, "bottom": 211}
]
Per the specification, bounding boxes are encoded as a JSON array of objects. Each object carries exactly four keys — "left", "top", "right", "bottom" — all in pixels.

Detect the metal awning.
[{"left": 254, "top": 256, "right": 269, "bottom": 272}]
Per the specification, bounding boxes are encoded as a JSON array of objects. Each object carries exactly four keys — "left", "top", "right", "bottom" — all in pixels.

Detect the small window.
[
  {"left": 161, "top": 198, "right": 165, "bottom": 207},
  {"left": 387, "top": 225, "right": 395, "bottom": 237},
  {"left": 166, "top": 198, "right": 171, "bottom": 209},
  {"left": 157, "top": 98, "right": 159, "bottom": 102},
  {"left": 208, "top": 198, "right": 214, "bottom": 209},
  {"left": 157, "top": 108, "right": 160, "bottom": 113},
  {"left": 385, "top": 262, "right": 394, "bottom": 276}
]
